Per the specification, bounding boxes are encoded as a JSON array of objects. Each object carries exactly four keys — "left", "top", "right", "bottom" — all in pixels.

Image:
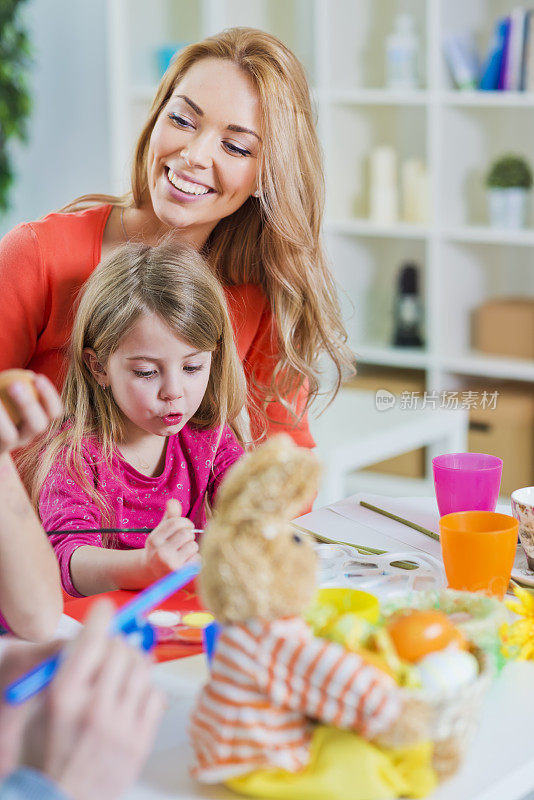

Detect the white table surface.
[{"left": 125, "top": 495, "right": 534, "bottom": 800}]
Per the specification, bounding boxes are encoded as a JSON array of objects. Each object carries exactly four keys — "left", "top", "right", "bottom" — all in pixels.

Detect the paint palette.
[
  {"left": 315, "top": 543, "right": 445, "bottom": 599},
  {"left": 147, "top": 609, "right": 215, "bottom": 643}
]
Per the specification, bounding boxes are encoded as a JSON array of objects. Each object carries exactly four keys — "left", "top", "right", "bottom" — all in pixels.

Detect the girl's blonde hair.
[
  {"left": 62, "top": 27, "right": 354, "bottom": 425},
  {"left": 20, "top": 240, "right": 246, "bottom": 526}
]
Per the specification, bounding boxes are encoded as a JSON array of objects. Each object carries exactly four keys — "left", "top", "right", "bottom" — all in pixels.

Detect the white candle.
[{"left": 369, "top": 146, "right": 398, "bottom": 223}]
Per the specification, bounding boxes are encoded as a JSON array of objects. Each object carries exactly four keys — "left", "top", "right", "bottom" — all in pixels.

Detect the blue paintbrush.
[{"left": 4, "top": 562, "right": 200, "bottom": 705}]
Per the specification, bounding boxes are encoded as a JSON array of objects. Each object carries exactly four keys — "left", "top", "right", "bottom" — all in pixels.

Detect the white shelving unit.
[
  {"left": 107, "top": 0, "right": 534, "bottom": 392},
  {"left": 318, "top": 0, "right": 534, "bottom": 395}
]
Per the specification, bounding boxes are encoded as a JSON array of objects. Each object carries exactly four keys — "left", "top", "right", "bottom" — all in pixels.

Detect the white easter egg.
[{"left": 416, "top": 648, "right": 479, "bottom": 692}]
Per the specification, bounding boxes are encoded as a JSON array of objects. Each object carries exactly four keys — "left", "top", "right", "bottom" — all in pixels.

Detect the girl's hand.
[
  {"left": 0, "top": 371, "right": 62, "bottom": 455},
  {"left": 142, "top": 499, "right": 199, "bottom": 582}
]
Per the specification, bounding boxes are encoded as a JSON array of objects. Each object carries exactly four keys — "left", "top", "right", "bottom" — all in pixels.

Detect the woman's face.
[{"left": 147, "top": 58, "right": 262, "bottom": 246}]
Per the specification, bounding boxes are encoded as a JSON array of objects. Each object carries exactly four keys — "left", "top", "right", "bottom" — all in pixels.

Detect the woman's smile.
[{"left": 165, "top": 167, "right": 215, "bottom": 202}]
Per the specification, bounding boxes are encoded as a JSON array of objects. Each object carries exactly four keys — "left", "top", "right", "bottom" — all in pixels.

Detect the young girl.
[{"left": 21, "top": 240, "right": 246, "bottom": 598}]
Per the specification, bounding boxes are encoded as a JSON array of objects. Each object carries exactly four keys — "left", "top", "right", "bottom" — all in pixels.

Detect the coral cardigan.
[{"left": 0, "top": 205, "right": 313, "bottom": 447}]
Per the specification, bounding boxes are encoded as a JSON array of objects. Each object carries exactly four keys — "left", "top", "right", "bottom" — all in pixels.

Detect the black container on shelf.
[{"left": 392, "top": 262, "right": 424, "bottom": 347}]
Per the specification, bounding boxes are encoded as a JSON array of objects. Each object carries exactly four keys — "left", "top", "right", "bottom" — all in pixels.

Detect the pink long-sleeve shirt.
[{"left": 39, "top": 424, "right": 243, "bottom": 596}]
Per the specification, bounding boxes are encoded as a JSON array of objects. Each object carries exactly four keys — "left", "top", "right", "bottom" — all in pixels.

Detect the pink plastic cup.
[{"left": 432, "top": 453, "right": 503, "bottom": 517}]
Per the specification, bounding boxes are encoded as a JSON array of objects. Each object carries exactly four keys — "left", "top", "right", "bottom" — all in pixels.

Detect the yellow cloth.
[{"left": 226, "top": 725, "right": 437, "bottom": 800}]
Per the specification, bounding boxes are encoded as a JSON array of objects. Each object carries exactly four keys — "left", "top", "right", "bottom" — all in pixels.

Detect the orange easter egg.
[{"left": 386, "top": 610, "right": 466, "bottom": 663}]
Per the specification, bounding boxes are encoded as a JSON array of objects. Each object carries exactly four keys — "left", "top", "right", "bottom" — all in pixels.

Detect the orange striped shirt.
[{"left": 190, "top": 617, "right": 400, "bottom": 783}]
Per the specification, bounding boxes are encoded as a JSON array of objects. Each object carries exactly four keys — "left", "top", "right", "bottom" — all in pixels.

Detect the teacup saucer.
[{"left": 512, "top": 545, "right": 534, "bottom": 587}]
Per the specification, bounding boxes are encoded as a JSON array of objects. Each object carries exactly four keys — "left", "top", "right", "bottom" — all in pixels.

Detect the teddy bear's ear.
[{"left": 213, "top": 435, "right": 321, "bottom": 524}]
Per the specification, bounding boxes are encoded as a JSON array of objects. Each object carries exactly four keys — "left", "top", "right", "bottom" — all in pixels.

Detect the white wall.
[{"left": 0, "top": 0, "right": 111, "bottom": 236}]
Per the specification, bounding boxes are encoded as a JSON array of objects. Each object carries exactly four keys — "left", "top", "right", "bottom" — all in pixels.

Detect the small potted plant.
[{"left": 486, "top": 154, "right": 532, "bottom": 229}]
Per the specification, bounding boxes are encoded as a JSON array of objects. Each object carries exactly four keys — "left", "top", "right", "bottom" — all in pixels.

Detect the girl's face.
[
  {"left": 147, "top": 58, "right": 262, "bottom": 246},
  {"left": 90, "top": 313, "right": 212, "bottom": 441}
]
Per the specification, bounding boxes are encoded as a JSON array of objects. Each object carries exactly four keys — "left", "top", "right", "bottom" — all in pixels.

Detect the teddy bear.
[{"left": 189, "top": 435, "right": 434, "bottom": 798}]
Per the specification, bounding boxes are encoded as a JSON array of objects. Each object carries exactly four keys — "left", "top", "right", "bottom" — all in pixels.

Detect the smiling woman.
[{"left": 0, "top": 27, "right": 354, "bottom": 449}]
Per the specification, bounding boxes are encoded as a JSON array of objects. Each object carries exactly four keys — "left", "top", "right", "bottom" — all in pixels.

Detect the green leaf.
[
  {"left": 486, "top": 154, "right": 533, "bottom": 189},
  {"left": 0, "top": 0, "right": 31, "bottom": 214}
]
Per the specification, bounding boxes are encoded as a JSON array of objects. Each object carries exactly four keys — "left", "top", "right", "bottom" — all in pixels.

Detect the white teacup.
[{"left": 511, "top": 487, "right": 534, "bottom": 571}]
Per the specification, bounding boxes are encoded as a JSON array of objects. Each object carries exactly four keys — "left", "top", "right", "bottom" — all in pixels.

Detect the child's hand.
[
  {"left": 142, "top": 499, "right": 199, "bottom": 581},
  {"left": 0, "top": 371, "right": 63, "bottom": 455}
]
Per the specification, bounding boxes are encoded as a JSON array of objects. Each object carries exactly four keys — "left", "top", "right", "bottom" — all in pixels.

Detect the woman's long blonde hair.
[
  {"left": 63, "top": 27, "right": 354, "bottom": 423},
  {"left": 19, "top": 240, "right": 246, "bottom": 526}
]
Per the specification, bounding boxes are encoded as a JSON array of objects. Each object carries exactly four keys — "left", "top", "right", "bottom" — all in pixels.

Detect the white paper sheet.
[{"left": 328, "top": 493, "right": 443, "bottom": 558}]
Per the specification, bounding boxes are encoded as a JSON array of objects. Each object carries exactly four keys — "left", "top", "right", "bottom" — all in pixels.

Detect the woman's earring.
[{"left": 252, "top": 189, "right": 260, "bottom": 198}]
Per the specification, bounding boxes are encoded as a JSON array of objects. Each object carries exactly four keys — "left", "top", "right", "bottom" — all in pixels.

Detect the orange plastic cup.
[{"left": 439, "top": 511, "right": 518, "bottom": 599}]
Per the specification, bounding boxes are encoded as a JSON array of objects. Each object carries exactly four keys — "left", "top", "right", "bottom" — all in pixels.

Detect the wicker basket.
[
  {"left": 381, "top": 590, "right": 499, "bottom": 780},
  {"left": 400, "top": 647, "right": 492, "bottom": 780},
  {"left": 315, "top": 588, "right": 498, "bottom": 780}
]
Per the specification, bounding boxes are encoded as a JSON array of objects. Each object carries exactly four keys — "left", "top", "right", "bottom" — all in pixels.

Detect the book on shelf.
[
  {"left": 443, "top": 33, "right": 478, "bottom": 90},
  {"left": 522, "top": 9, "right": 534, "bottom": 90},
  {"left": 504, "top": 8, "right": 527, "bottom": 90},
  {"left": 479, "top": 17, "right": 508, "bottom": 90},
  {"left": 479, "top": 8, "right": 534, "bottom": 92},
  {"left": 497, "top": 17, "right": 511, "bottom": 89}
]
